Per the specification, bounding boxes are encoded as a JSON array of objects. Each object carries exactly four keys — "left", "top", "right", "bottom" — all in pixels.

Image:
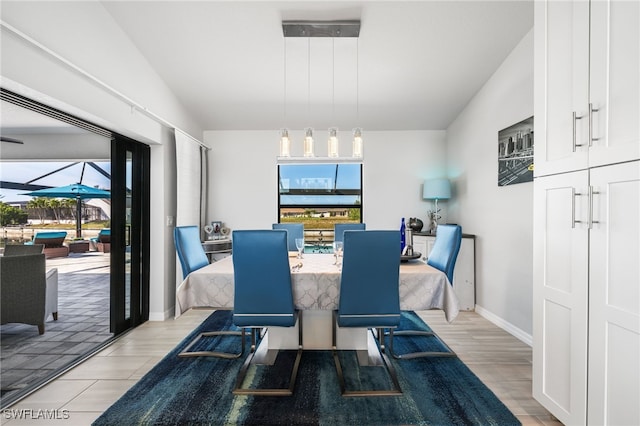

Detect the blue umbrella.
[{"left": 23, "top": 183, "right": 111, "bottom": 238}]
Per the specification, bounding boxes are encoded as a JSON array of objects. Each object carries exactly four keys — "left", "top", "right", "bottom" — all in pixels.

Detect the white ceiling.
[{"left": 99, "top": 1, "right": 534, "bottom": 132}]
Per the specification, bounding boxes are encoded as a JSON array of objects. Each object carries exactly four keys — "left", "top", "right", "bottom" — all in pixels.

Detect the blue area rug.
[{"left": 94, "top": 311, "right": 520, "bottom": 425}]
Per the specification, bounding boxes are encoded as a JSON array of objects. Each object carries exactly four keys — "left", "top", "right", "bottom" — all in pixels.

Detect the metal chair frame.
[
  {"left": 332, "top": 312, "right": 402, "bottom": 397},
  {"left": 233, "top": 314, "right": 303, "bottom": 396}
]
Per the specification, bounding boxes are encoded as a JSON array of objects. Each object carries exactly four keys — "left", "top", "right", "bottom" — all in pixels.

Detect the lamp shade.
[{"left": 423, "top": 178, "right": 451, "bottom": 200}]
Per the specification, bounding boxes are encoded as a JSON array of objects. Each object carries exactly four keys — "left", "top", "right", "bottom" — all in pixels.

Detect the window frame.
[{"left": 277, "top": 163, "right": 363, "bottom": 223}]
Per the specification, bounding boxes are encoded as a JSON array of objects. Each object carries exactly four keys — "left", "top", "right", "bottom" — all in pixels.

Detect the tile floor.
[
  {"left": 1, "top": 308, "right": 562, "bottom": 425},
  {"left": 1, "top": 253, "right": 112, "bottom": 407}
]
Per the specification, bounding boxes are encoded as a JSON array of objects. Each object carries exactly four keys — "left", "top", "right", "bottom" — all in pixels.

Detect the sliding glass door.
[{"left": 110, "top": 136, "right": 149, "bottom": 334}]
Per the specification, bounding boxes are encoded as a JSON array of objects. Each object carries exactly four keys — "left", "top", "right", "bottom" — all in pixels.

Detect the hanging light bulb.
[
  {"left": 352, "top": 127, "right": 363, "bottom": 158},
  {"left": 328, "top": 127, "right": 339, "bottom": 157},
  {"left": 278, "top": 37, "right": 290, "bottom": 157},
  {"left": 279, "top": 128, "right": 291, "bottom": 157},
  {"left": 352, "top": 38, "right": 364, "bottom": 158},
  {"left": 303, "top": 127, "right": 314, "bottom": 157}
]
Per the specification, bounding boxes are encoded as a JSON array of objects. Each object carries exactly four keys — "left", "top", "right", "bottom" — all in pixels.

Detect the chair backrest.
[
  {"left": 3, "top": 244, "right": 44, "bottom": 256},
  {"left": 333, "top": 223, "right": 366, "bottom": 242},
  {"left": 271, "top": 223, "right": 304, "bottom": 251},
  {"left": 232, "top": 230, "right": 296, "bottom": 327},
  {"left": 33, "top": 232, "right": 67, "bottom": 248},
  {"left": 338, "top": 230, "right": 401, "bottom": 328},
  {"left": 427, "top": 224, "right": 462, "bottom": 284},
  {"left": 98, "top": 229, "right": 111, "bottom": 243},
  {"left": 174, "top": 226, "right": 209, "bottom": 279}
]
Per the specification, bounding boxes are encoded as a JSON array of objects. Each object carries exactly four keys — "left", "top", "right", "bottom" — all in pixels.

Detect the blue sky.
[
  {"left": 279, "top": 163, "right": 361, "bottom": 206},
  {"left": 0, "top": 161, "right": 111, "bottom": 203}
]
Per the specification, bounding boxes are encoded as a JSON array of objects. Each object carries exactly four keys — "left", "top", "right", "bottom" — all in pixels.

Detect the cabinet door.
[
  {"left": 533, "top": 171, "right": 589, "bottom": 425},
  {"left": 588, "top": 161, "right": 640, "bottom": 426},
  {"left": 454, "top": 238, "right": 475, "bottom": 311},
  {"left": 534, "top": 0, "right": 590, "bottom": 177},
  {"left": 589, "top": 0, "right": 640, "bottom": 167}
]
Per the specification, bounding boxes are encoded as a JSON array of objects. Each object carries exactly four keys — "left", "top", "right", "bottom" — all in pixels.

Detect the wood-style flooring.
[{"left": 1, "top": 309, "right": 563, "bottom": 425}]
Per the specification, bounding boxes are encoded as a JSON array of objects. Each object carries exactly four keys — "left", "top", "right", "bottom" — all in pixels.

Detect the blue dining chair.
[
  {"left": 272, "top": 223, "right": 304, "bottom": 251},
  {"left": 232, "top": 229, "right": 302, "bottom": 396},
  {"left": 174, "top": 226, "right": 209, "bottom": 280},
  {"left": 333, "top": 223, "right": 366, "bottom": 243},
  {"left": 175, "top": 225, "right": 243, "bottom": 359},
  {"left": 333, "top": 230, "right": 402, "bottom": 396},
  {"left": 388, "top": 224, "right": 461, "bottom": 359}
]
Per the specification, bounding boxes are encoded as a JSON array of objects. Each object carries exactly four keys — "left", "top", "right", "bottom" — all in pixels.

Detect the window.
[{"left": 278, "top": 163, "right": 362, "bottom": 229}]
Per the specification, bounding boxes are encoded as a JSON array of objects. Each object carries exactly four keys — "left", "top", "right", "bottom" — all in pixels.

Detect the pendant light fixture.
[
  {"left": 279, "top": 37, "right": 291, "bottom": 157},
  {"left": 352, "top": 38, "right": 363, "bottom": 158},
  {"left": 279, "top": 20, "right": 361, "bottom": 160},
  {"left": 303, "top": 37, "right": 314, "bottom": 157},
  {"left": 327, "top": 38, "right": 339, "bottom": 157},
  {"left": 280, "top": 128, "right": 291, "bottom": 157}
]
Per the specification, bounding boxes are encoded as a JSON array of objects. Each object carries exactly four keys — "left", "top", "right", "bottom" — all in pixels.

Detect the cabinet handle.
[
  {"left": 588, "top": 186, "right": 600, "bottom": 229},
  {"left": 589, "top": 103, "right": 599, "bottom": 147},
  {"left": 572, "top": 188, "right": 585, "bottom": 228},
  {"left": 573, "top": 111, "right": 584, "bottom": 152}
]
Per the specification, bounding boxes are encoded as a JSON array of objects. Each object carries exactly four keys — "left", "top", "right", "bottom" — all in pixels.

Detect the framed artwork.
[{"left": 498, "top": 116, "right": 534, "bottom": 186}]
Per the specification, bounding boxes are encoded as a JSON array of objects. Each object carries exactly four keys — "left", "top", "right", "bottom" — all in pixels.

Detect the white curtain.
[
  {"left": 174, "top": 129, "right": 208, "bottom": 291},
  {"left": 175, "top": 129, "right": 207, "bottom": 230}
]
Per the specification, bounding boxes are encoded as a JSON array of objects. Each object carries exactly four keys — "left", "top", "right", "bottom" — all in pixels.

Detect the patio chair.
[
  {"left": 1, "top": 253, "right": 58, "bottom": 334},
  {"left": 333, "top": 230, "right": 402, "bottom": 396},
  {"left": 96, "top": 229, "right": 111, "bottom": 253},
  {"left": 232, "top": 229, "right": 302, "bottom": 396},
  {"left": 388, "top": 224, "right": 461, "bottom": 359},
  {"left": 28, "top": 232, "right": 69, "bottom": 259}
]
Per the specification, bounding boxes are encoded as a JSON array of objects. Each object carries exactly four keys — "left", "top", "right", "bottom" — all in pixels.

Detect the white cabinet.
[
  {"left": 413, "top": 233, "right": 476, "bottom": 311},
  {"left": 534, "top": 0, "right": 639, "bottom": 178},
  {"left": 587, "top": 162, "right": 640, "bottom": 426},
  {"left": 534, "top": 1, "right": 640, "bottom": 424},
  {"left": 533, "top": 162, "right": 640, "bottom": 426},
  {"left": 533, "top": 171, "right": 590, "bottom": 425}
]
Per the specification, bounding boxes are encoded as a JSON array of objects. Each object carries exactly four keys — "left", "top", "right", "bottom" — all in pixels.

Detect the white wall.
[
  {"left": 446, "top": 29, "right": 534, "bottom": 343},
  {"left": 0, "top": 2, "right": 202, "bottom": 320},
  {"left": 204, "top": 130, "right": 447, "bottom": 232}
]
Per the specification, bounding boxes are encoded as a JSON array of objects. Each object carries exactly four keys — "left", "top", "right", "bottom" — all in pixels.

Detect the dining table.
[{"left": 175, "top": 253, "right": 459, "bottom": 350}]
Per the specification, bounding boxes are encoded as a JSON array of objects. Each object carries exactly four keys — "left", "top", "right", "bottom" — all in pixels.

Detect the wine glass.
[
  {"left": 295, "top": 238, "right": 304, "bottom": 259},
  {"left": 334, "top": 241, "right": 343, "bottom": 267}
]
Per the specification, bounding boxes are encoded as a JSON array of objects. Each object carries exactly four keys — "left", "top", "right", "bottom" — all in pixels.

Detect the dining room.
[{"left": 1, "top": 1, "right": 638, "bottom": 425}]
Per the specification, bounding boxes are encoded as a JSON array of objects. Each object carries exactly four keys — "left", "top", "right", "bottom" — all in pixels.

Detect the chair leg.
[
  {"left": 233, "top": 314, "right": 303, "bottom": 396},
  {"left": 179, "top": 329, "right": 245, "bottom": 359},
  {"left": 387, "top": 328, "right": 457, "bottom": 359},
  {"left": 332, "top": 312, "right": 402, "bottom": 397}
]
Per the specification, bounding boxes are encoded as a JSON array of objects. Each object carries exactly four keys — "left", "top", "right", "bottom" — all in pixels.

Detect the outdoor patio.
[{"left": 0, "top": 251, "right": 111, "bottom": 407}]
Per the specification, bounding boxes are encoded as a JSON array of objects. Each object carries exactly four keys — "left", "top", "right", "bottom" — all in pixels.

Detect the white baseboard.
[
  {"left": 474, "top": 305, "right": 532, "bottom": 347},
  {"left": 148, "top": 306, "right": 175, "bottom": 321}
]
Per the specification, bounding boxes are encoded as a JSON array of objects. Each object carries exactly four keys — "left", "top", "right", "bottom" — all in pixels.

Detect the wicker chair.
[{"left": 1, "top": 253, "right": 58, "bottom": 334}]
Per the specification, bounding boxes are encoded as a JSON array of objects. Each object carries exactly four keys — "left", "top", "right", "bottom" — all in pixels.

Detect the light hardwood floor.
[{"left": 1, "top": 309, "right": 562, "bottom": 425}]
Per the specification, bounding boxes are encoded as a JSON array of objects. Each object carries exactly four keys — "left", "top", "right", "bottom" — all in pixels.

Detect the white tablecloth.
[{"left": 176, "top": 253, "right": 459, "bottom": 322}]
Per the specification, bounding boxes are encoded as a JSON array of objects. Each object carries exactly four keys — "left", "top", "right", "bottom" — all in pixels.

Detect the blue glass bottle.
[{"left": 400, "top": 217, "right": 406, "bottom": 252}]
